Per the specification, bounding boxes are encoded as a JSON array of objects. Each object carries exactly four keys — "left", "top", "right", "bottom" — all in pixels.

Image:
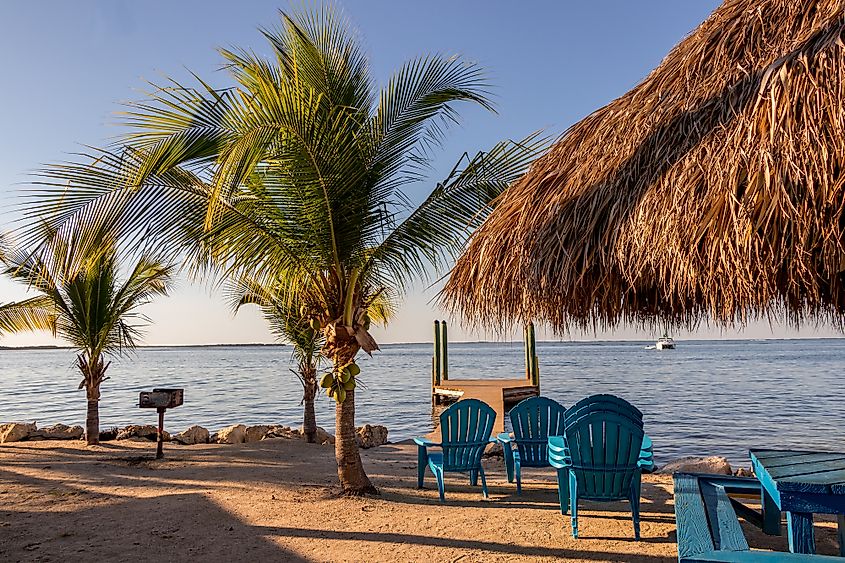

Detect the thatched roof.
[{"left": 444, "top": 0, "right": 845, "bottom": 333}]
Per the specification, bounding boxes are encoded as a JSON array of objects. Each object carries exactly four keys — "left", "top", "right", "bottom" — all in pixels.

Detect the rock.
[
  {"left": 355, "top": 424, "right": 388, "bottom": 449},
  {"left": 99, "top": 427, "right": 119, "bottom": 441},
  {"left": 208, "top": 432, "right": 218, "bottom": 443},
  {"left": 216, "top": 424, "right": 246, "bottom": 444},
  {"left": 299, "top": 426, "right": 335, "bottom": 445},
  {"left": 0, "top": 422, "right": 36, "bottom": 443},
  {"left": 484, "top": 441, "right": 504, "bottom": 458},
  {"left": 172, "top": 425, "right": 209, "bottom": 445},
  {"left": 734, "top": 467, "right": 755, "bottom": 478},
  {"left": 263, "top": 426, "right": 295, "bottom": 440},
  {"left": 245, "top": 425, "right": 270, "bottom": 443},
  {"left": 116, "top": 425, "right": 169, "bottom": 442},
  {"left": 31, "top": 424, "right": 84, "bottom": 440},
  {"left": 658, "top": 455, "right": 732, "bottom": 475}
]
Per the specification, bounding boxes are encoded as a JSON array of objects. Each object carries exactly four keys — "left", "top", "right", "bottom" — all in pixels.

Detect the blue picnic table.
[{"left": 751, "top": 449, "right": 845, "bottom": 556}]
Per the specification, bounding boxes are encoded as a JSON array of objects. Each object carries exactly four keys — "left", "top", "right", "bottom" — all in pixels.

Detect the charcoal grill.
[{"left": 139, "top": 388, "right": 184, "bottom": 459}]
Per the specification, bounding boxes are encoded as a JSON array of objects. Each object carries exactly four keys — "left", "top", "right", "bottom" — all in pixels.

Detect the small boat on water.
[{"left": 656, "top": 335, "right": 675, "bottom": 350}]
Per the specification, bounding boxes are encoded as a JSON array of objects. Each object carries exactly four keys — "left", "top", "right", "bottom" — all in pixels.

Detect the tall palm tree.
[
  {"left": 1, "top": 235, "right": 173, "bottom": 444},
  {"left": 20, "top": 7, "right": 545, "bottom": 492}
]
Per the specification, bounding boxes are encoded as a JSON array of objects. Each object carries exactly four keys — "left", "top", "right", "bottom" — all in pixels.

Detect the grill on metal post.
[{"left": 138, "top": 388, "right": 184, "bottom": 459}]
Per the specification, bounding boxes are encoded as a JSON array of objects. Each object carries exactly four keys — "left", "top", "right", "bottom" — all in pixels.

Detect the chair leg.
[
  {"left": 417, "top": 446, "right": 428, "bottom": 489},
  {"left": 469, "top": 469, "right": 478, "bottom": 487},
  {"left": 433, "top": 466, "right": 446, "bottom": 503},
  {"left": 556, "top": 469, "right": 569, "bottom": 515},
  {"left": 569, "top": 471, "right": 579, "bottom": 538},
  {"left": 515, "top": 460, "right": 522, "bottom": 495},
  {"left": 479, "top": 465, "right": 489, "bottom": 499},
  {"left": 629, "top": 475, "right": 642, "bottom": 540},
  {"left": 504, "top": 446, "right": 515, "bottom": 483}
]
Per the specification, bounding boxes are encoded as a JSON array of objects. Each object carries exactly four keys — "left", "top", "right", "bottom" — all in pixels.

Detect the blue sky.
[{"left": 1, "top": 1, "right": 833, "bottom": 345}]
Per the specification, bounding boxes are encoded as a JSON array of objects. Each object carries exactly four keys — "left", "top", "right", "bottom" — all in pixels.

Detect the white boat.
[{"left": 655, "top": 335, "right": 675, "bottom": 350}]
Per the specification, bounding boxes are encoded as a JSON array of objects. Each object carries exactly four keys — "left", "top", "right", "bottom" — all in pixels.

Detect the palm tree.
[
  {"left": 228, "top": 276, "right": 324, "bottom": 443},
  {"left": 1, "top": 235, "right": 173, "bottom": 444},
  {"left": 20, "top": 7, "right": 545, "bottom": 492},
  {"left": 228, "top": 275, "right": 394, "bottom": 444}
]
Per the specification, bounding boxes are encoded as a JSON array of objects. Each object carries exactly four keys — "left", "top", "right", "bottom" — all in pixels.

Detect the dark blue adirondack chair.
[
  {"left": 548, "top": 394, "right": 653, "bottom": 539},
  {"left": 497, "top": 396, "right": 567, "bottom": 494},
  {"left": 565, "top": 394, "right": 654, "bottom": 471},
  {"left": 414, "top": 398, "right": 496, "bottom": 502}
]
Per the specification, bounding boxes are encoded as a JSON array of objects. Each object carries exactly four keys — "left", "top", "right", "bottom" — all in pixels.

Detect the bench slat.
[
  {"left": 700, "top": 481, "right": 749, "bottom": 552},
  {"left": 675, "top": 474, "right": 716, "bottom": 558}
]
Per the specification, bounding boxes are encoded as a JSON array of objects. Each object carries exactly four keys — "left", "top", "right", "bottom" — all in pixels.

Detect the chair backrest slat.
[
  {"left": 439, "top": 399, "right": 496, "bottom": 472},
  {"left": 508, "top": 396, "right": 567, "bottom": 467}
]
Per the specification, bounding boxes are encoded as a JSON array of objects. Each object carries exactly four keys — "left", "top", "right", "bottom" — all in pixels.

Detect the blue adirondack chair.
[
  {"left": 414, "top": 398, "right": 497, "bottom": 502},
  {"left": 548, "top": 394, "right": 653, "bottom": 539},
  {"left": 497, "top": 396, "right": 567, "bottom": 494}
]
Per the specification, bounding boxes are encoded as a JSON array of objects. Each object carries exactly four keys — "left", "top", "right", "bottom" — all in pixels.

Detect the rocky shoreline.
[
  {"left": 0, "top": 421, "right": 389, "bottom": 449},
  {"left": 0, "top": 421, "right": 755, "bottom": 475}
]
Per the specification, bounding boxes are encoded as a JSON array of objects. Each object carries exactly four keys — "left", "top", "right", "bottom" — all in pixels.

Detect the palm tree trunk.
[
  {"left": 78, "top": 353, "right": 107, "bottom": 446},
  {"left": 302, "top": 364, "right": 318, "bottom": 443},
  {"left": 334, "top": 387, "right": 375, "bottom": 494},
  {"left": 325, "top": 327, "right": 375, "bottom": 495},
  {"left": 85, "top": 391, "right": 100, "bottom": 445}
]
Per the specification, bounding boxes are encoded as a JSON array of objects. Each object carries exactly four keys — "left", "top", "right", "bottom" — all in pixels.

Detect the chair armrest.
[
  {"left": 638, "top": 434, "right": 655, "bottom": 471},
  {"left": 497, "top": 432, "right": 514, "bottom": 444},
  {"left": 413, "top": 437, "right": 440, "bottom": 448}
]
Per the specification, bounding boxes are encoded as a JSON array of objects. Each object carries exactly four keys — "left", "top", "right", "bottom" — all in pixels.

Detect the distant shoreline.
[
  {"left": 0, "top": 336, "right": 842, "bottom": 351},
  {"left": 0, "top": 343, "right": 287, "bottom": 351}
]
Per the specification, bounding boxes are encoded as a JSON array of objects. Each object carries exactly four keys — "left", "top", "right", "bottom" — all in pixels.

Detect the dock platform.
[{"left": 432, "top": 379, "right": 539, "bottom": 432}]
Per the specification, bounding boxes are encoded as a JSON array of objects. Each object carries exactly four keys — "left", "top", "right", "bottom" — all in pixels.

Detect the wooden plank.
[
  {"left": 761, "top": 453, "right": 845, "bottom": 469},
  {"left": 751, "top": 450, "right": 826, "bottom": 463},
  {"left": 682, "top": 550, "right": 844, "bottom": 562},
  {"left": 700, "top": 481, "right": 749, "bottom": 552},
  {"left": 786, "top": 511, "right": 815, "bottom": 554},
  {"left": 673, "top": 474, "right": 716, "bottom": 559},
  {"left": 777, "top": 468, "right": 845, "bottom": 494},
  {"left": 762, "top": 487, "right": 783, "bottom": 536},
  {"left": 729, "top": 496, "right": 764, "bottom": 529},
  {"left": 768, "top": 458, "right": 845, "bottom": 479}
]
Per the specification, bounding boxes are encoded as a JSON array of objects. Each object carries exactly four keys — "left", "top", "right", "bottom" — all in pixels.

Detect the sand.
[{"left": 0, "top": 438, "right": 840, "bottom": 562}]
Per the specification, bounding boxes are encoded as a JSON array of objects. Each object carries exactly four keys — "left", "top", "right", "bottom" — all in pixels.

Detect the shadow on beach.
[{"left": 0, "top": 439, "right": 840, "bottom": 562}]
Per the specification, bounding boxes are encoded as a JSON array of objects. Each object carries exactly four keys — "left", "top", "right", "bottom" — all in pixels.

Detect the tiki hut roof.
[{"left": 444, "top": 0, "right": 845, "bottom": 333}]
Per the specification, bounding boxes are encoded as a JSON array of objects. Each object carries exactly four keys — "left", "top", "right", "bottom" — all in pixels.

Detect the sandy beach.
[{"left": 0, "top": 439, "right": 840, "bottom": 562}]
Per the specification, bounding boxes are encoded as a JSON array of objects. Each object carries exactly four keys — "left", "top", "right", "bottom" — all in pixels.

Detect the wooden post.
[
  {"left": 524, "top": 324, "right": 531, "bottom": 380},
  {"left": 156, "top": 407, "right": 165, "bottom": 459},
  {"left": 432, "top": 320, "right": 441, "bottom": 406},
  {"left": 440, "top": 321, "right": 448, "bottom": 381},
  {"left": 528, "top": 322, "right": 540, "bottom": 390}
]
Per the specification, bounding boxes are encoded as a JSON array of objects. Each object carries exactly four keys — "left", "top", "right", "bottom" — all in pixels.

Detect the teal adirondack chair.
[
  {"left": 497, "top": 396, "right": 567, "bottom": 494},
  {"left": 415, "top": 398, "right": 497, "bottom": 502},
  {"left": 548, "top": 394, "right": 653, "bottom": 539}
]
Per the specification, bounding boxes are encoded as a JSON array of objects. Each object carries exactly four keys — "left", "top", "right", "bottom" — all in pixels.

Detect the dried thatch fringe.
[{"left": 444, "top": 0, "right": 845, "bottom": 333}]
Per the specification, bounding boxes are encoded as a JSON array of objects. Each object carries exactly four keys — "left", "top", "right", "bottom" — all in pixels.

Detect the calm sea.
[{"left": 1, "top": 339, "right": 843, "bottom": 467}]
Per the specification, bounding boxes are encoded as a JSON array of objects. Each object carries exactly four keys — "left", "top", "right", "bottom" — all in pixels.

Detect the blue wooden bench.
[{"left": 674, "top": 473, "right": 841, "bottom": 562}]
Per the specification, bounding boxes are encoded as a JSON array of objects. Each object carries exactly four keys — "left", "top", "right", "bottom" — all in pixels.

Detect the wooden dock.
[
  {"left": 430, "top": 320, "right": 541, "bottom": 433},
  {"left": 432, "top": 379, "right": 539, "bottom": 433}
]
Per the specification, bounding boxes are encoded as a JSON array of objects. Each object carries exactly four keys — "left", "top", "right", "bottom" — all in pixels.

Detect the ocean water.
[{"left": 1, "top": 339, "right": 843, "bottom": 467}]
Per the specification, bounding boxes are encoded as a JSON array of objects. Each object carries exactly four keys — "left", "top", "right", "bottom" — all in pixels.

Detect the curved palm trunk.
[
  {"left": 325, "top": 326, "right": 375, "bottom": 495},
  {"left": 301, "top": 362, "right": 318, "bottom": 443},
  {"left": 78, "top": 353, "right": 108, "bottom": 446}
]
